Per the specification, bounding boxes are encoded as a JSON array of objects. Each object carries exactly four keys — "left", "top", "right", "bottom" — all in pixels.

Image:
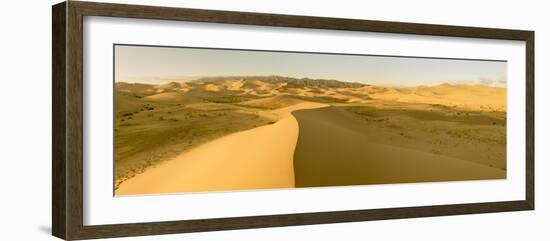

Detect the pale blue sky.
[{"left": 115, "top": 45, "right": 507, "bottom": 87}]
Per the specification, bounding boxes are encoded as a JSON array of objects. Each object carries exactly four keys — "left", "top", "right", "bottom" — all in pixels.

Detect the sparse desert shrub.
[
  {"left": 170, "top": 118, "right": 178, "bottom": 122},
  {"left": 122, "top": 112, "right": 133, "bottom": 117},
  {"left": 159, "top": 116, "right": 165, "bottom": 121},
  {"left": 267, "top": 121, "right": 276, "bottom": 124}
]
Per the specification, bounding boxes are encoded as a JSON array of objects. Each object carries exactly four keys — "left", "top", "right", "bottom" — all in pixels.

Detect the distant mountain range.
[{"left": 192, "top": 75, "right": 366, "bottom": 88}]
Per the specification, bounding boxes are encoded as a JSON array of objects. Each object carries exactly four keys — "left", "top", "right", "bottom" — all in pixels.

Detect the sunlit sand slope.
[
  {"left": 116, "top": 102, "right": 326, "bottom": 195},
  {"left": 364, "top": 84, "right": 506, "bottom": 111},
  {"left": 292, "top": 106, "right": 505, "bottom": 187}
]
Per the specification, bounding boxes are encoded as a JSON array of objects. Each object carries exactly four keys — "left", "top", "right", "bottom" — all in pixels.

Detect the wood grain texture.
[
  {"left": 66, "top": 2, "right": 85, "bottom": 240},
  {"left": 52, "top": 2, "right": 67, "bottom": 239},
  {"left": 51, "top": 1, "right": 535, "bottom": 240},
  {"left": 525, "top": 32, "right": 535, "bottom": 209}
]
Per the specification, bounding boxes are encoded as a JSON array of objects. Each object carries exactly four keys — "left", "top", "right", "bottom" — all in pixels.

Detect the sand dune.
[
  {"left": 115, "top": 77, "right": 506, "bottom": 195},
  {"left": 292, "top": 106, "right": 505, "bottom": 187},
  {"left": 363, "top": 84, "right": 506, "bottom": 111},
  {"left": 116, "top": 102, "right": 327, "bottom": 195},
  {"left": 143, "top": 91, "right": 199, "bottom": 104},
  {"left": 237, "top": 95, "right": 304, "bottom": 109}
]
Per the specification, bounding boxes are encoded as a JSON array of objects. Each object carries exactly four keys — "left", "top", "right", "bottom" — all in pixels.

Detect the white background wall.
[{"left": 0, "top": 0, "right": 547, "bottom": 240}]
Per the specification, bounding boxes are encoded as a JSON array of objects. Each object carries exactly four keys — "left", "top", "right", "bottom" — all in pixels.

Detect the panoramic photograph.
[{"left": 113, "top": 45, "right": 507, "bottom": 196}]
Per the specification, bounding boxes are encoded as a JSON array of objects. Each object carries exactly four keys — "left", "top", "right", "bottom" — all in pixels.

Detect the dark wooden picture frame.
[{"left": 52, "top": 1, "right": 534, "bottom": 240}]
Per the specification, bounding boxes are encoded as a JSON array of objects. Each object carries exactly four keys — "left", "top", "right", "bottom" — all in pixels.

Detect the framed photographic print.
[{"left": 52, "top": 1, "right": 534, "bottom": 240}]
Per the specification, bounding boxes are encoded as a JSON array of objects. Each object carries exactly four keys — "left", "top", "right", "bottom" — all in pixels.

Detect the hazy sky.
[{"left": 115, "top": 45, "right": 507, "bottom": 87}]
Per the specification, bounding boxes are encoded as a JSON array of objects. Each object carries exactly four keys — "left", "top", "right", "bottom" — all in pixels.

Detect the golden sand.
[{"left": 116, "top": 102, "right": 327, "bottom": 195}]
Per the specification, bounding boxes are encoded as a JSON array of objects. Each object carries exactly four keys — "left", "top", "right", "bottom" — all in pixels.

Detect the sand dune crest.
[{"left": 116, "top": 102, "right": 327, "bottom": 195}]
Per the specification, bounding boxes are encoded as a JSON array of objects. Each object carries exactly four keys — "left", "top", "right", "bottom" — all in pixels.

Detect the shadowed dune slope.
[{"left": 292, "top": 106, "right": 505, "bottom": 187}]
